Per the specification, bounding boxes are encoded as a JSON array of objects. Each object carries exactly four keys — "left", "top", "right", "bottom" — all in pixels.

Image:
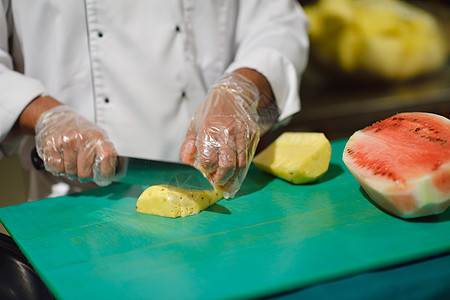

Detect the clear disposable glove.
[
  {"left": 35, "top": 105, "right": 117, "bottom": 186},
  {"left": 180, "top": 73, "right": 275, "bottom": 198}
]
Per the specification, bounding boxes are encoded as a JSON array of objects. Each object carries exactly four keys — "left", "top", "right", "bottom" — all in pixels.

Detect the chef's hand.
[
  {"left": 34, "top": 104, "right": 117, "bottom": 186},
  {"left": 180, "top": 69, "right": 278, "bottom": 198}
]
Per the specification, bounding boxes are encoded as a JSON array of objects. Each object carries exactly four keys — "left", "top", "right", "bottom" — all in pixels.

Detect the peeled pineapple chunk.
[
  {"left": 136, "top": 185, "right": 223, "bottom": 218},
  {"left": 305, "top": 0, "right": 448, "bottom": 80},
  {"left": 253, "top": 132, "right": 332, "bottom": 184}
]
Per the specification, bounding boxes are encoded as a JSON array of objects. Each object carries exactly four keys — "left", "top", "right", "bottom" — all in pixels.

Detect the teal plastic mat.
[{"left": 1, "top": 140, "right": 449, "bottom": 299}]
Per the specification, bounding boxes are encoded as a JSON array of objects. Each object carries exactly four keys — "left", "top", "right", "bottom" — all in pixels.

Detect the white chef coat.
[{"left": 0, "top": 0, "right": 309, "bottom": 200}]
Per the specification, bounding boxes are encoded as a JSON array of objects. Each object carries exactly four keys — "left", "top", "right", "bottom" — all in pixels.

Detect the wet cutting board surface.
[{"left": 1, "top": 140, "right": 449, "bottom": 299}]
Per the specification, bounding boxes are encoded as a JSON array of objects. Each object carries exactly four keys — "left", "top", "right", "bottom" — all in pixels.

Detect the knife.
[{"left": 31, "top": 147, "right": 213, "bottom": 190}]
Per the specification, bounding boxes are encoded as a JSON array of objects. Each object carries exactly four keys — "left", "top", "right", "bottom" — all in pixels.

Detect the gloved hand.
[
  {"left": 180, "top": 72, "right": 277, "bottom": 198},
  {"left": 35, "top": 105, "right": 117, "bottom": 186}
]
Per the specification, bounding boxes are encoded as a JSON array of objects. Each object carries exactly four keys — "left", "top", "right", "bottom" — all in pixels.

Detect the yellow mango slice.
[
  {"left": 253, "top": 132, "right": 331, "bottom": 184},
  {"left": 136, "top": 185, "right": 223, "bottom": 218}
]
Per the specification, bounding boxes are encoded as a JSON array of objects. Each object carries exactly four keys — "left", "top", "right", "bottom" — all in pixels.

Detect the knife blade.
[
  {"left": 31, "top": 147, "right": 213, "bottom": 190},
  {"left": 115, "top": 156, "right": 213, "bottom": 190}
]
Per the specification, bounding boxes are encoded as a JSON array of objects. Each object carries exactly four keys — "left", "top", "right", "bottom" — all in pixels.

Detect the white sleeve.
[
  {"left": 225, "top": 0, "right": 309, "bottom": 122},
  {"left": 0, "top": 1, "right": 46, "bottom": 155}
]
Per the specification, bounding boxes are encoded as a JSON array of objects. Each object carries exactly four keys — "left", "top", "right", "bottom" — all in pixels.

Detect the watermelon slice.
[{"left": 343, "top": 112, "right": 449, "bottom": 218}]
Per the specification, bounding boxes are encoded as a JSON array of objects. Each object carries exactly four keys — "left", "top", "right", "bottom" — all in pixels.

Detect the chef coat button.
[
  {"left": 98, "top": 32, "right": 103, "bottom": 38},
  {"left": 175, "top": 25, "right": 181, "bottom": 32},
  {"left": 104, "top": 98, "right": 109, "bottom": 103},
  {"left": 181, "top": 91, "right": 186, "bottom": 98}
]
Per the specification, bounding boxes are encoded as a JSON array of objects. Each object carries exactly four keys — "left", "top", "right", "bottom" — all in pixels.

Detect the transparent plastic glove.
[
  {"left": 35, "top": 105, "right": 117, "bottom": 186},
  {"left": 180, "top": 73, "right": 264, "bottom": 198}
]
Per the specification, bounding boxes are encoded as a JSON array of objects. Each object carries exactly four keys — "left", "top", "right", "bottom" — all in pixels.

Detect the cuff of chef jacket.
[
  {"left": 0, "top": 71, "right": 46, "bottom": 157},
  {"left": 225, "top": 47, "right": 302, "bottom": 123}
]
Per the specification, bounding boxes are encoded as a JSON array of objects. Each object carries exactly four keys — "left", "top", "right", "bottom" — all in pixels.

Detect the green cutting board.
[{"left": 1, "top": 140, "right": 449, "bottom": 299}]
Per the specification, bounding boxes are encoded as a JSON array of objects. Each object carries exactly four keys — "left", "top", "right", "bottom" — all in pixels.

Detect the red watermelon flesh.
[{"left": 343, "top": 112, "right": 449, "bottom": 218}]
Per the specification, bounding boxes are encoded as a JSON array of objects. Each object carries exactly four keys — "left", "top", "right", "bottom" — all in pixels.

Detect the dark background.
[{"left": 260, "top": 0, "right": 450, "bottom": 145}]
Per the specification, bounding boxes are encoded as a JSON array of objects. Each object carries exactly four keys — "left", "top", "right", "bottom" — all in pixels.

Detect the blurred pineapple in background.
[{"left": 304, "top": 0, "right": 448, "bottom": 81}]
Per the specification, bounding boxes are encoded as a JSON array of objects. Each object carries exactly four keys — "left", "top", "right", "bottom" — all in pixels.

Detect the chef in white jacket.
[{"left": 0, "top": 0, "right": 309, "bottom": 200}]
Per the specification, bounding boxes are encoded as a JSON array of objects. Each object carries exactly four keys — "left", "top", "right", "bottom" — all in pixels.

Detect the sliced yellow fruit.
[
  {"left": 304, "top": 0, "right": 447, "bottom": 80},
  {"left": 253, "top": 132, "right": 332, "bottom": 184},
  {"left": 136, "top": 185, "right": 223, "bottom": 218}
]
